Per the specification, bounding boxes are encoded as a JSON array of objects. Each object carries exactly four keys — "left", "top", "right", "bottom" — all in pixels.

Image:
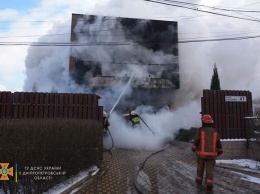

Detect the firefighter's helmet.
[
  {"left": 103, "top": 111, "right": 107, "bottom": 117},
  {"left": 130, "top": 111, "right": 137, "bottom": 115},
  {"left": 202, "top": 114, "right": 214, "bottom": 123}
]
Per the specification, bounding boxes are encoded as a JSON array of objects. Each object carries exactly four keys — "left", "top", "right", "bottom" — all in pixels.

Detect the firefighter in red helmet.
[{"left": 191, "top": 114, "right": 223, "bottom": 190}]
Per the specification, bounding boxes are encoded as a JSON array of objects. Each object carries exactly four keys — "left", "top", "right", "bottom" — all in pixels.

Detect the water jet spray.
[{"left": 109, "top": 71, "right": 135, "bottom": 115}]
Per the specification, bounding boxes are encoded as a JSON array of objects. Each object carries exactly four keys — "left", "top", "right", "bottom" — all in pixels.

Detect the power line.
[
  {"left": 1, "top": 30, "right": 259, "bottom": 40},
  {"left": 1, "top": 33, "right": 260, "bottom": 46},
  {"left": 238, "top": 1, "right": 260, "bottom": 8},
  {"left": 0, "top": 27, "right": 128, "bottom": 38},
  {"left": 1, "top": 18, "right": 260, "bottom": 40},
  {"left": 1, "top": 2, "right": 260, "bottom": 43},
  {"left": 0, "top": 0, "right": 260, "bottom": 37},
  {"left": 147, "top": 0, "right": 260, "bottom": 13},
  {"left": 1, "top": 2, "right": 260, "bottom": 30},
  {"left": 0, "top": 41, "right": 131, "bottom": 46},
  {"left": 178, "top": 34, "right": 260, "bottom": 43},
  {"left": 144, "top": 0, "right": 260, "bottom": 23}
]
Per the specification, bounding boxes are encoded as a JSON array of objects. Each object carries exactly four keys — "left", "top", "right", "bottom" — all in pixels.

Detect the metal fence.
[
  {"left": 0, "top": 91, "right": 103, "bottom": 121},
  {"left": 201, "top": 90, "right": 253, "bottom": 139}
]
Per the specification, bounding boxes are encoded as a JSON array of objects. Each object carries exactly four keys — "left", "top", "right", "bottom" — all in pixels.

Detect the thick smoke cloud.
[
  {"left": 24, "top": 22, "right": 78, "bottom": 93},
  {"left": 23, "top": 0, "right": 260, "bottom": 150},
  {"left": 104, "top": 101, "right": 200, "bottom": 150},
  {"left": 70, "top": 15, "right": 178, "bottom": 111}
]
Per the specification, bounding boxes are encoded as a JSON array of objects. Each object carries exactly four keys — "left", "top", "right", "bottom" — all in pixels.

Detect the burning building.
[{"left": 69, "top": 14, "right": 179, "bottom": 112}]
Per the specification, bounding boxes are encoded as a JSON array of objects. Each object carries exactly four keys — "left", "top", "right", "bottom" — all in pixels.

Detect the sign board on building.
[{"left": 225, "top": 96, "right": 247, "bottom": 102}]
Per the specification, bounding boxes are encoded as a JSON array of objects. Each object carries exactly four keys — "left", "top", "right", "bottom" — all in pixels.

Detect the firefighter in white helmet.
[
  {"left": 103, "top": 111, "right": 110, "bottom": 135},
  {"left": 129, "top": 111, "right": 141, "bottom": 128}
]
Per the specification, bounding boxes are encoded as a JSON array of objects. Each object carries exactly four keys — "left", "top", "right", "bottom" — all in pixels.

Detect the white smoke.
[
  {"left": 104, "top": 100, "right": 201, "bottom": 151},
  {"left": 71, "top": 15, "right": 175, "bottom": 79},
  {"left": 22, "top": 0, "right": 260, "bottom": 150},
  {"left": 23, "top": 22, "right": 77, "bottom": 93}
]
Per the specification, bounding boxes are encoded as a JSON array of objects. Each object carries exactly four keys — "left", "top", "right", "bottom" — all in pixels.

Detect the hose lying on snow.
[
  {"left": 95, "top": 128, "right": 114, "bottom": 194},
  {"left": 134, "top": 135, "right": 186, "bottom": 194}
]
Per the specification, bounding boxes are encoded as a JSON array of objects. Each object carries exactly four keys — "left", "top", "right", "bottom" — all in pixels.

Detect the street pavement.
[{"left": 72, "top": 141, "right": 260, "bottom": 194}]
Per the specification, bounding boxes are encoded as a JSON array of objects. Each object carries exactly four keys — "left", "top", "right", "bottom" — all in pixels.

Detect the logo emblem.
[{"left": 0, "top": 163, "right": 13, "bottom": 180}]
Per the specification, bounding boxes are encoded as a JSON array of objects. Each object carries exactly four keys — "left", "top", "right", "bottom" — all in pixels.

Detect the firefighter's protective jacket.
[
  {"left": 103, "top": 117, "right": 110, "bottom": 132},
  {"left": 130, "top": 114, "right": 141, "bottom": 126},
  {"left": 192, "top": 127, "right": 223, "bottom": 159}
]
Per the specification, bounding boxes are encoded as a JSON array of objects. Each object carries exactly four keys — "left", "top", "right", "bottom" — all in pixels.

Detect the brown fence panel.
[
  {"left": 34, "top": 92, "right": 39, "bottom": 118},
  {"left": 74, "top": 93, "right": 79, "bottom": 119},
  {"left": 59, "top": 93, "right": 65, "bottom": 118},
  {"left": 92, "top": 94, "right": 98, "bottom": 120},
  {"left": 48, "top": 93, "right": 54, "bottom": 118},
  {"left": 28, "top": 92, "right": 34, "bottom": 118},
  {"left": 78, "top": 94, "right": 83, "bottom": 119},
  {"left": 0, "top": 91, "right": 12, "bottom": 118},
  {"left": 0, "top": 91, "right": 103, "bottom": 186},
  {"left": 68, "top": 93, "right": 73, "bottom": 118},
  {"left": 98, "top": 106, "right": 103, "bottom": 122},
  {"left": 0, "top": 92, "right": 103, "bottom": 121},
  {"left": 201, "top": 90, "right": 253, "bottom": 139},
  {"left": 83, "top": 94, "right": 88, "bottom": 119},
  {"left": 53, "top": 93, "right": 59, "bottom": 118},
  {"left": 87, "top": 95, "right": 93, "bottom": 120},
  {"left": 38, "top": 93, "right": 44, "bottom": 118},
  {"left": 216, "top": 90, "right": 221, "bottom": 135},
  {"left": 13, "top": 92, "right": 18, "bottom": 119},
  {"left": 219, "top": 91, "right": 225, "bottom": 138},
  {"left": 243, "top": 91, "right": 253, "bottom": 138},
  {"left": 64, "top": 93, "right": 69, "bottom": 118},
  {"left": 43, "top": 93, "right": 47, "bottom": 118},
  {"left": 13, "top": 92, "right": 23, "bottom": 119},
  {"left": 24, "top": 92, "right": 29, "bottom": 118}
]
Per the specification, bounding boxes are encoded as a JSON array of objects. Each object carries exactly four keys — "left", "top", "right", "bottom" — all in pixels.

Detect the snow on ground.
[
  {"left": 44, "top": 159, "right": 260, "bottom": 193},
  {"left": 217, "top": 159, "right": 260, "bottom": 184},
  {"left": 43, "top": 166, "right": 99, "bottom": 194},
  {"left": 233, "top": 171, "right": 260, "bottom": 184},
  {"left": 217, "top": 159, "right": 260, "bottom": 170},
  {"left": 221, "top": 139, "right": 247, "bottom": 141}
]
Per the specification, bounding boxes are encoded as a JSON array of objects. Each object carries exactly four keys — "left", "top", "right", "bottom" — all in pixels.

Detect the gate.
[{"left": 201, "top": 90, "right": 253, "bottom": 139}]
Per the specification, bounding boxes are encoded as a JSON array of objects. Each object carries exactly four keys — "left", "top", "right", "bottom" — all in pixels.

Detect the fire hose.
[
  {"left": 139, "top": 116, "right": 155, "bottom": 134},
  {"left": 134, "top": 133, "right": 188, "bottom": 194},
  {"left": 95, "top": 128, "right": 114, "bottom": 194}
]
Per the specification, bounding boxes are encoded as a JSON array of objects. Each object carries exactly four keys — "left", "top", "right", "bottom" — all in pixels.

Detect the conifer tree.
[{"left": 210, "top": 64, "right": 221, "bottom": 90}]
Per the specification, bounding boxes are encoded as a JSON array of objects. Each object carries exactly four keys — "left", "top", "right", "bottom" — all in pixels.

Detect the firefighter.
[
  {"left": 191, "top": 114, "right": 223, "bottom": 190},
  {"left": 103, "top": 111, "right": 110, "bottom": 136},
  {"left": 129, "top": 111, "right": 141, "bottom": 128}
]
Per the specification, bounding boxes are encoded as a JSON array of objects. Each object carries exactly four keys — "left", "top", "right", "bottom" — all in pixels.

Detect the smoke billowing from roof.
[
  {"left": 23, "top": 0, "right": 260, "bottom": 150},
  {"left": 69, "top": 14, "right": 179, "bottom": 112}
]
